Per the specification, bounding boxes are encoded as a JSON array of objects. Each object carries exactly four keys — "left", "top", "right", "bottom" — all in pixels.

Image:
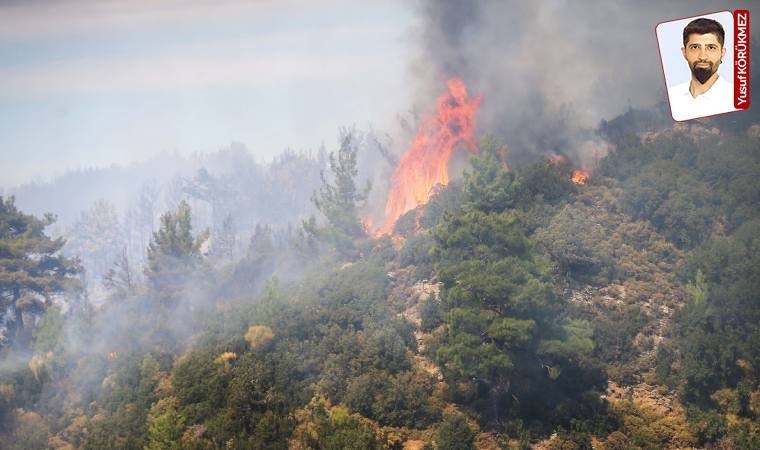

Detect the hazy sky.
[{"left": 0, "top": 0, "right": 415, "bottom": 189}]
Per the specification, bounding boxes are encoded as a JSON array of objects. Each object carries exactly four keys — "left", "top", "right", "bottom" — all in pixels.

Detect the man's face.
[{"left": 681, "top": 32, "right": 726, "bottom": 84}]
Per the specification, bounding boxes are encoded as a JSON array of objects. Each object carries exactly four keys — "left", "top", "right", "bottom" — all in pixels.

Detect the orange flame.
[
  {"left": 375, "top": 78, "right": 481, "bottom": 235},
  {"left": 571, "top": 170, "right": 590, "bottom": 185},
  {"left": 549, "top": 154, "right": 590, "bottom": 185}
]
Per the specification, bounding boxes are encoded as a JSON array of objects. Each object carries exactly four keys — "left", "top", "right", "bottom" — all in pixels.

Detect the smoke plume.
[{"left": 412, "top": 0, "right": 754, "bottom": 166}]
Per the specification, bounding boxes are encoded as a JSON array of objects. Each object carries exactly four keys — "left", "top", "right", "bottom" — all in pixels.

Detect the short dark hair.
[{"left": 683, "top": 17, "right": 725, "bottom": 47}]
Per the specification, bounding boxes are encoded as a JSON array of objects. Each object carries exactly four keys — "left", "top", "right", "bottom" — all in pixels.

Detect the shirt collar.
[{"left": 685, "top": 76, "right": 723, "bottom": 99}]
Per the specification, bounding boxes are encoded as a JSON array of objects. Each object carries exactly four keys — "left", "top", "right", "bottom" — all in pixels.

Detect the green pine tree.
[
  {"left": 145, "top": 200, "right": 208, "bottom": 301},
  {"left": 305, "top": 130, "right": 371, "bottom": 257},
  {"left": 0, "top": 196, "right": 80, "bottom": 349}
]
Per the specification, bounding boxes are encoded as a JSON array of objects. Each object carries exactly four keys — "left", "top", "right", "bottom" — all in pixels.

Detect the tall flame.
[{"left": 376, "top": 78, "right": 481, "bottom": 235}]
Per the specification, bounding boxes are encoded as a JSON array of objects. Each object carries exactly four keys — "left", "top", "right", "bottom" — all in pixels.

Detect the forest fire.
[
  {"left": 549, "top": 154, "right": 590, "bottom": 185},
  {"left": 374, "top": 78, "right": 481, "bottom": 235},
  {"left": 571, "top": 170, "right": 590, "bottom": 185}
]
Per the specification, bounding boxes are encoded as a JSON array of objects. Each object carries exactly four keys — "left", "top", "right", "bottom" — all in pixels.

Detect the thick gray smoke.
[{"left": 413, "top": 0, "right": 753, "bottom": 166}]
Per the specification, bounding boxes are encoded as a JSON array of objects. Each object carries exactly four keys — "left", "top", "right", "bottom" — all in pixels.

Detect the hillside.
[{"left": 1, "top": 110, "right": 759, "bottom": 449}]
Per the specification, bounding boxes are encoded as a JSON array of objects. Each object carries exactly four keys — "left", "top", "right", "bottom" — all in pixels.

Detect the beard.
[{"left": 690, "top": 62, "right": 716, "bottom": 84}]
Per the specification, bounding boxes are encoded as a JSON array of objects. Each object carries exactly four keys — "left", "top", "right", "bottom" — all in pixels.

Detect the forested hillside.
[
  {"left": 7, "top": 143, "right": 334, "bottom": 299},
  {"left": 1, "top": 110, "right": 759, "bottom": 449}
]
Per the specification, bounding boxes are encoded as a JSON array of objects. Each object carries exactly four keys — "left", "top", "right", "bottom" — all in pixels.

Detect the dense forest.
[{"left": 1, "top": 102, "right": 759, "bottom": 450}]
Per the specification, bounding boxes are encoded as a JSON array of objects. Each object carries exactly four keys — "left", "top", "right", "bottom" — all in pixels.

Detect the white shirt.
[{"left": 668, "top": 76, "right": 736, "bottom": 121}]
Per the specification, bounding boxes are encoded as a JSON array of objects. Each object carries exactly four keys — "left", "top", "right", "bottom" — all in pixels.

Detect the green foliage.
[
  {"left": 417, "top": 181, "right": 463, "bottom": 230},
  {"left": 602, "top": 132, "right": 760, "bottom": 248},
  {"left": 160, "top": 254, "right": 420, "bottom": 445},
  {"left": 621, "top": 160, "right": 714, "bottom": 248},
  {"left": 672, "top": 221, "right": 760, "bottom": 404},
  {"left": 306, "top": 130, "right": 371, "bottom": 257},
  {"left": 598, "top": 104, "right": 671, "bottom": 148},
  {"left": 5, "top": 111, "right": 760, "bottom": 449},
  {"left": 430, "top": 141, "right": 604, "bottom": 423},
  {"left": 598, "top": 132, "right": 691, "bottom": 182},
  {"left": 654, "top": 345, "right": 677, "bottom": 388},
  {"left": 0, "top": 196, "right": 81, "bottom": 348},
  {"left": 682, "top": 220, "right": 760, "bottom": 290},
  {"left": 434, "top": 209, "right": 530, "bottom": 264},
  {"left": 398, "top": 232, "right": 435, "bottom": 279},
  {"left": 419, "top": 297, "right": 443, "bottom": 332},
  {"left": 535, "top": 185, "right": 680, "bottom": 283},
  {"left": 684, "top": 270, "right": 708, "bottom": 306},
  {"left": 292, "top": 396, "right": 379, "bottom": 450},
  {"left": 173, "top": 347, "right": 231, "bottom": 424},
  {"left": 725, "top": 417, "right": 760, "bottom": 449},
  {"left": 146, "top": 398, "right": 185, "bottom": 450},
  {"left": 539, "top": 320, "right": 595, "bottom": 359},
  {"left": 736, "top": 380, "right": 751, "bottom": 417},
  {"left": 519, "top": 158, "right": 575, "bottom": 204},
  {"left": 317, "top": 324, "right": 413, "bottom": 403},
  {"left": 592, "top": 305, "right": 648, "bottom": 367},
  {"left": 73, "top": 351, "right": 169, "bottom": 449},
  {"left": 145, "top": 200, "right": 208, "bottom": 297},
  {"left": 685, "top": 406, "right": 727, "bottom": 443},
  {"left": 436, "top": 413, "right": 475, "bottom": 450},
  {"left": 221, "top": 352, "right": 299, "bottom": 444},
  {"left": 535, "top": 204, "right": 609, "bottom": 277},
  {"left": 148, "top": 200, "right": 203, "bottom": 262},
  {"left": 345, "top": 370, "right": 440, "bottom": 428},
  {"left": 462, "top": 136, "right": 520, "bottom": 213},
  {"left": 593, "top": 123, "right": 760, "bottom": 444},
  {"left": 432, "top": 212, "right": 545, "bottom": 365}
]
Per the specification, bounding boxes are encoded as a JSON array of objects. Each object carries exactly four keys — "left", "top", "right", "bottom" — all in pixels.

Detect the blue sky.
[{"left": 0, "top": 0, "right": 415, "bottom": 188}]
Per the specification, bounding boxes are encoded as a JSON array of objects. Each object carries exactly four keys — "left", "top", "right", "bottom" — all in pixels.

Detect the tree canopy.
[
  {"left": 145, "top": 200, "right": 208, "bottom": 299},
  {"left": 429, "top": 141, "right": 602, "bottom": 422},
  {"left": 306, "top": 130, "right": 371, "bottom": 257},
  {"left": 0, "top": 196, "right": 80, "bottom": 348}
]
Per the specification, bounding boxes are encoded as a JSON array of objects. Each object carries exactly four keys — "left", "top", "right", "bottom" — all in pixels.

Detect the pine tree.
[
  {"left": 0, "top": 196, "right": 80, "bottom": 349},
  {"left": 306, "top": 129, "right": 371, "bottom": 257},
  {"left": 431, "top": 139, "right": 598, "bottom": 420},
  {"left": 145, "top": 200, "right": 208, "bottom": 298}
]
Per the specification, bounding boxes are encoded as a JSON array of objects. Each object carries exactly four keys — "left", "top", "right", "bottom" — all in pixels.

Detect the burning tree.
[{"left": 376, "top": 78, "right": 481, "bottom": 235}]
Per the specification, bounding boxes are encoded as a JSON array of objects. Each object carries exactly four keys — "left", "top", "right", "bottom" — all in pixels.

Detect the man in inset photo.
[{"left": 666, "top": 17, "right": 736, "bottom": 121}]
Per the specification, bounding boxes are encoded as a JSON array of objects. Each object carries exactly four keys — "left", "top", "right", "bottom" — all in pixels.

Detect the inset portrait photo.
[{"left": 656, "top": 11, "right": 747, "bottom": 122}]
